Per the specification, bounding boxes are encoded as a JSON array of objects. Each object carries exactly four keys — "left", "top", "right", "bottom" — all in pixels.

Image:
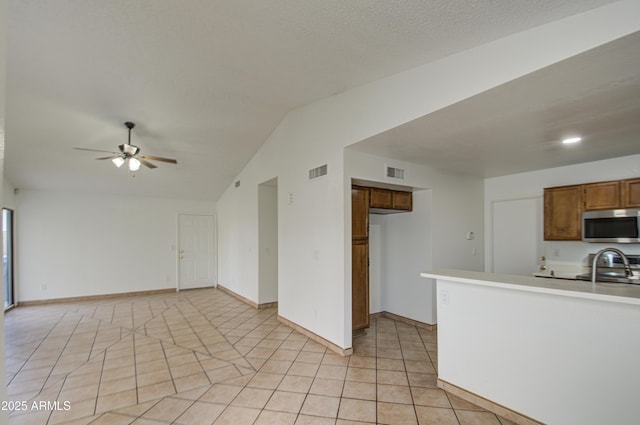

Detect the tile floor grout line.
[
  {"left": 33, "top": 312, "right": 87, "bottom": 397},
  {"left": 131, "top": 332, "right": 141, "bottom": 407},
  {"left": 175, "top": 298, "right": 218, "bottom": 358},
  {"left": 5, "top": 308, "right": 71, "bottom": 387},
  {"left": 86, "top": 350, "right": 107, "bottom": 421},
  {"left": 5, "top": 290, "right": 512, "bottom": 425}
]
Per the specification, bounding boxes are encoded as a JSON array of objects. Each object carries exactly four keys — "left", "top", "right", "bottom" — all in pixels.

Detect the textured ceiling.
[
  {"left": 350, "top": 30, "right": 640, "bottom": 178},
  {"left": 5, "top": 0, "right": 622, "bottom": 200}
]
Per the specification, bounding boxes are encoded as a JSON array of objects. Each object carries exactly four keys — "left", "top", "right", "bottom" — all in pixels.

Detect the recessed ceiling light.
[{"left": 562, "top": 136, "right": 582, "bottom": 145}]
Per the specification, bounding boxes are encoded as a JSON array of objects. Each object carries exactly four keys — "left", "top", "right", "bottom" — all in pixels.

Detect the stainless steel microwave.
[{"left": 582, "top": 208, "right": 640, "bottom": 243}]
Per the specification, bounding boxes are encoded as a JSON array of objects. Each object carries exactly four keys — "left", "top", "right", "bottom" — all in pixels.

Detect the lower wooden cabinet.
[{"left": 351, "top": 240, "right": 369, "bottom": 332}]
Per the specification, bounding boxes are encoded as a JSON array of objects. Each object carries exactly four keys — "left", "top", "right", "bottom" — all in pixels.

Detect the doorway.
[
  {"left": 258, "top": 178, "right": 278, "bottom": 305},
  {"left": 177, "top": 213, "right": 217, "bottom": 290},
  {"left": 3, "top": 208, "right": 15, "bottom": 309},
  {"left": 491, "top": 197, "right": 542, "bottom": 274}
]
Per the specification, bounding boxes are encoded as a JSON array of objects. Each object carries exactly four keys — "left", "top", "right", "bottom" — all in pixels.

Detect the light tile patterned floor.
[{"left": 4, "top": 288, "right": 516, "bottom": 425}]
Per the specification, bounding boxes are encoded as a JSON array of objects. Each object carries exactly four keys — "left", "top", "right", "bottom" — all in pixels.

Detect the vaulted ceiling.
[{"left": 5, "top": 0, "right": 631, "bottom": 201}]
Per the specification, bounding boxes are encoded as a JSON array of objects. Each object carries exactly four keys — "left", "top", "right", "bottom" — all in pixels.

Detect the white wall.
[
  {"left": 3, "top": 178, "right": 16, "bottom": 210},
  {"left": 258, "top": 181, "right": 278, "bottom": 304},
  {"left": 0, "top": 0, "right": 8, "bottom": 418},
  {"left": 216, "top": 2, "right": 640, "bottom": 350},
  {"left": 485, "top": 154, "right": 640, "bottom": 273},
  {"left": 346, "top": 149, "right": 484, "bottom": 325},
  {"left": 16, "top": 189, "right": 215, "bottom": 301},
  {"left": 377, "top": 191, "right": 435, "bottom": 324}
]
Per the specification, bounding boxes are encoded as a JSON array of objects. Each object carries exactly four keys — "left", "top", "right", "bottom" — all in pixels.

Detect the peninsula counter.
[{"left": 420, "top": 269, "right": 640, "bottom": 425}]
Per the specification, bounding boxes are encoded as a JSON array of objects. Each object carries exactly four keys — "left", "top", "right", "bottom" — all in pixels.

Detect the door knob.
[
  {"left": 180, "top": 249, "right": 184, "bottom": 254},
  {"left": 179, "top": 255, "right": 184, "bottom": 260}
]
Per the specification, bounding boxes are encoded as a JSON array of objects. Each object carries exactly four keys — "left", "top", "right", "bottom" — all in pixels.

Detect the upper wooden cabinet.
[
  {"left": 622, "top": 178, "right": 640, "bottom": 208},
  {"left": 392, "top": 191, "right": 413, "bottom": 211},
  {"left": 370, "top": 188, "right": 393, "bottom": 209},
  {"left": 352, "top": 186, "right": 370, "bottom": 239},
  {"left": 369, "top": 187, "right": 412, "bottom": 212},
  {"left": 583, "top": 181, "right": 620, "bottom": 210},
  {"left": 544, "top": 185, "right": 583, "bottom": 240},
  {"left": 544, "top": 177, "right": 640, "bottom": 241}
]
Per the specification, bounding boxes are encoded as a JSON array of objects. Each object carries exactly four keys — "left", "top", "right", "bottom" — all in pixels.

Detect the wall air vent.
[
  {"left": 309, "top": 164, "right": 328, "bottom": 180},
  {"left": 386, "top": 166, "right": 405, "bottom": 180},
  {"left": 235, "top": 180, "right": 241, "bottom": 188}
]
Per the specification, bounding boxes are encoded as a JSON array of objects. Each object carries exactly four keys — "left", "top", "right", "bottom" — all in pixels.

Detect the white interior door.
[
  {"left": 492, "top": 197, "right": 542, "bottom": 275},
  {"left": 178, "top": 214, "right": 216, "bottom": 290}
]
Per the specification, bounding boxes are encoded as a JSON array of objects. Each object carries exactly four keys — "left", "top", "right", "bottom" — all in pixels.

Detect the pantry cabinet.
[
  {"left": 351, "top": 186, "right": 370, "bottom": 333},
  {"left": 352, "top": 185, "right": 413, "bottom": 334}
]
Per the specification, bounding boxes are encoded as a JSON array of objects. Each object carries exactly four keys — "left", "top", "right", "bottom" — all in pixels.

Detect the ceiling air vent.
[
  {"left": 386, "top": 166, "right": 405, "bottom": 180},
  {"left": 309, "top": 164, "right": 328, "bottom": 180},
  {"left": 235, "top": 180, "right": 241, "bottom": 188}
]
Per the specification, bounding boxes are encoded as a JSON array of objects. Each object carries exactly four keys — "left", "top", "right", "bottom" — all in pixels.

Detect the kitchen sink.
[{"left": 575, "top": 272, "right": 640, "bottom": 285}]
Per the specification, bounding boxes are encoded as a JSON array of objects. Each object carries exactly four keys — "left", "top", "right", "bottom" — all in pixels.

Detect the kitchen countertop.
[
  {"left": 420, "top": 269, "right": 640, "bottom": 305},
  {"left": 532, "top": 271, "right": 579, "bottom": 280}
]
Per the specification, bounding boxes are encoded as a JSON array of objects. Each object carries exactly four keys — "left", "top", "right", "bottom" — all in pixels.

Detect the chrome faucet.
[{"left": 591, "top": 247, "right": 632, "bottom": 283}]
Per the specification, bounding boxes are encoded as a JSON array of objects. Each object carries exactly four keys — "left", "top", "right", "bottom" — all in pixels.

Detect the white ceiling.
[
  {"left": 5, "top": 0, "right": 628, "bottom": 201},
  {"left": 349, "top": 30, "right": 640, "bottom": 178}
]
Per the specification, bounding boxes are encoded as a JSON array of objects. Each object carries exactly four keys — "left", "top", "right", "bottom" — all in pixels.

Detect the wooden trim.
[
  {"left": 257, "top": 301, "right": 278, "bottom": 310},
  {"left": 216, "top": 284, "right": 278, "bottom": 310},
  {"left": 216, "top": 284, "right": 258, "bottom": 308},
  {"left": 373, "top": 311, "right": 436, "bottom": 330},
  {"left": 278, "top": 314, "right": 353, "bottom": 357},
  {"left": 437, "top": 379, "right": 545, "bottom": 425},
  {"left": 18, "top": 288, "right": 177, "bottom": 306}
]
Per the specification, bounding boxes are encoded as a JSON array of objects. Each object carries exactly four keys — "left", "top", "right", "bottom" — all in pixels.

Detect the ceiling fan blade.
[
  {"left": 140, "top": 154, "right": 178, "bottom": 164},
  {"left": 74, "top": 147, "right": 119, "bottom": 155},
  {"left": 95, "top": 155, "right": 122, "bottom": 160},
  {"left": 138, "top": 158, "right": 158, "bottom": 169}
]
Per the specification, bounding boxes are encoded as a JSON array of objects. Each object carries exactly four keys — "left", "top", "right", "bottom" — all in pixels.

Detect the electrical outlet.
[{"left": 440, "top": 290, "right": 449, "bottom": 305}]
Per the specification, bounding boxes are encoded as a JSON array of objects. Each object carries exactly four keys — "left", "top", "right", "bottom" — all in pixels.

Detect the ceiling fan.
[{"left": 74, "top": 121, "right": 178, "bottom": 171}]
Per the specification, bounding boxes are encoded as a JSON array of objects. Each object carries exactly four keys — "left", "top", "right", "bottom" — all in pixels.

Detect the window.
[{"left": 3, "top": 208, "right": 14, "bottom": 309}]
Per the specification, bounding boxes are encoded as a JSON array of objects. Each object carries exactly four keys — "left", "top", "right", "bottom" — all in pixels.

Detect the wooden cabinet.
[
  {"left": 352, "top": 186, "right": 370, "bottom": 238},
  {"left": 622, "top": 178, "right": 640, "bottom": 207},
  {"left": 351, "top": 185, "right": 412, "bottom": 333},
  {"left": 392, "top": 191, "right": 412, "bottom": 211},
  {"left": 583, "top": 181, "right": 620, "bottom": 210},
  {"left": 370, "top": 188, "right": 392, "bottom": 209},
  {"left": 369, "top": 187, "right": 412, "bottom": 212},
  {"left": 544, "top": 185, "right": 583, "bottom": 240},
  {"left": 351, "top": 186, "right": 370, "bottom": 333},
  {"left": 544, "top": 177, "right": 640, "bottom": 241},
  {"left": 583, "top": 179, "right": 640, "bottom": 210},
  {"left": 351, "top": 240, "right": 369, "bottom": 332}
]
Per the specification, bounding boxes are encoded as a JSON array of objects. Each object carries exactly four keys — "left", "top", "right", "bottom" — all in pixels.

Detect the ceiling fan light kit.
[
  {"left": 74, "top": 121, "right": 178, "bottom": 172},
  {"left": 111, "top": 157, "right": 125, "bottom": 168}
]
